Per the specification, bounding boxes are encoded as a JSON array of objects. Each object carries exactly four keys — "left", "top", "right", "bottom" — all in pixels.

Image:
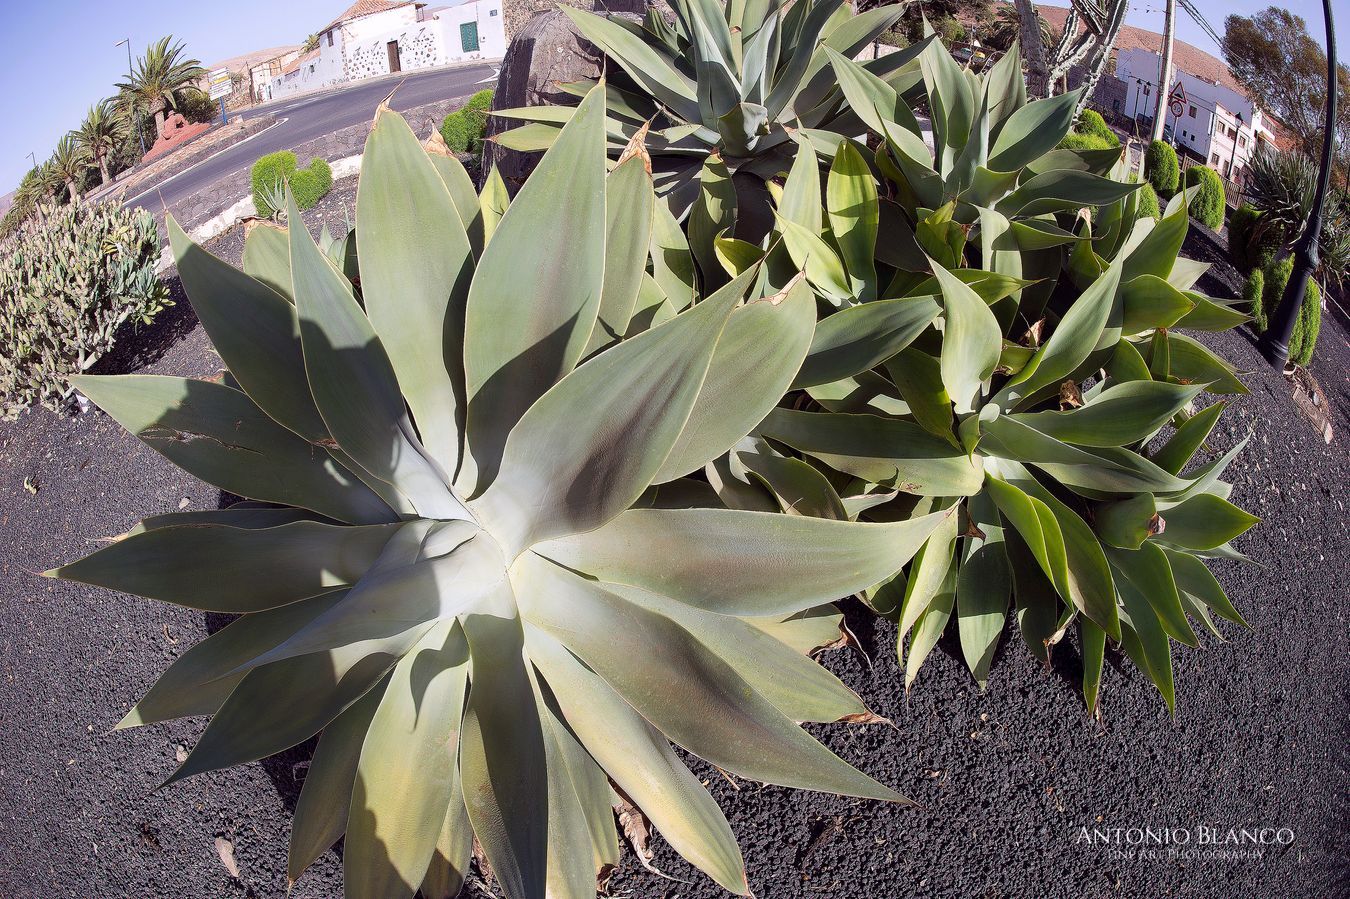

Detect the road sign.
[
  {"left": 207, "top": 67, "right": 233, "bottom": 100},
  {"left": 1170, "top": 99, "right": 1185, "bottom": 117}
]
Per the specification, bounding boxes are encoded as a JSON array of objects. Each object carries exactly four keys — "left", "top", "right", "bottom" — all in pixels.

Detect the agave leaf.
[
  {"left": 169, "top": 218, "right": 328, "bottom": 442},
  {"left": 1158, "top": 332, "right": 1248, "bottom": 394},
  {"left": 826, "top": 140, "right": 879, "bottom": 299},
  {"left": 1120, "top": 196, "right": 1187, "bottom": 281},
  {"left": 764, "top": 0, "right": 846, "bottom": 119},
  {"left": 884, "top": 348, "right": 955, "bottom": 442},
  {"left": 125, "top": 505, "right": 327, "bottom": 535},
  {"left": 525, "top": 626, "right": 749, "bottom": 894},
  {"left": 957, "top": 494, "right": 1010, "bottom": 688},
  {"left": 346, "top": 621, "right": 470, "bottom": 899},
  {"left": 826, "top": 47, "right": 924, "bottom": 141},
  {"left": 757, "top": 407, "right": 984, "bottom": 495},
  {"left": 984, "top": 476, "right": 1071, "bottom": 600},
  {"left": 738, "top": 446, "right": 848, "bottom": 520},
  {"left": 1150, "top": 401, "right": 1225, "bottom": 475},
  {"left": 70, "top": 375, "right": 395, "bottom": 524},
  {"left": 651, "top": 195, "right": 697, "bottom": 309},
  {"left": 241, "top": 220, "right": 292, "bottom": 300},
  {"left": 289, "top": 676, "right": 388, "bottom": 883},
  {"left": 425, "top": 133, "right": 484, "bottom": 255},
  {"left": 1080, "top": 618, "right": 1106, "bottom": 715},
  {"left": 562, "top": 8, "right": 701, "bottom": 122},
  {"left": 689, "top": 154, "right": 738, "bottom": 286},
  {"left": 533, "top": 681, "right": 619, "bottom": 876},
  {"left": 1152, "top": 494, "right": 1258, "bottom": 551},
  {"left": 1118, "top": 579, "right": 1175, "bottom": 713},
  {"left": 780, "top": 135, "right": 824, "bottom": 232},
  {"left": 475, "top": 278, "right": 736, "bottom": 555},
  {"left": 1104, "top": 338, "right": 1153, "bottom": 384},
  {"left": 993, "top": 262, "right": 1123, "bottom": 410},
  {"left": 357, "top": 107, "right": 473, "bottom": 478},
  {"left": 932, "top": 258, "right": 1002, "bottom": 414},
  {"left": 1093, "top": 493, "right": 1159, "bottom": 550},
  {"left": 904, "top": 555, "right": 957, "bottom": 691},
  {"left": 48, "top": 519, "right": 398, "bottom": 613},
  {"left": 1163, "top": 548, "right": 1247, "bottom": 627},
  {"left": 1106, "top": 543, "right": 1198, "bottom": 647},
  {"left": 1004, "top": 529, "right": 1060, "bottom": 666},
  {"left": 515, "top": 553, "right": 906, "bottom": 802},
  {"left": 612, "top": 582, "right": 865, "bottom": 723},
  {"left": 1120, "top": 274, "right": 1196, "bottom": 333},
  {"left": 462, "top": 86, "right": 607, "bottom": 494},
  {"left": 289, "top": 190, "right": 463, "bottom": 520},
  {"left": 1174, "top": 294, "right": 1250, "bottom": 331},
  {"left": 459, "top": 610, "right": 549, "bottom": 899},
  {"left": 996, "top": 171, "right": 1138, "bottom": 217},
  {"left": 656, "top": 272, "right": 816, "bottom": 482},
  {"left": 478, "top": 165, "right": 510, "bottom": 245},
  {"left": 986, "top": 89, "right": 1081, "bottom": 172},
  {"left": 775, "top": 212, "right": 852, "bottom": 302},
  {"left": 792, "top": 296, "right": 940, "bottom": 390},
  {"left": 163, "top": 629, "right": 417, "bottom": 787},
  {"left": 1007, "top": 381, "right": 1205, "bottom": 448},
  {"left": 534, "top": 505, "right": 951, "bottom": 616},
  {"left": 590, "top": 155, "right": 657, "bottom": 353},
  {"left": 119, "top": 591, "right": 346, "bottom": 728},
  {"left": 982, "top": 415, "right": 1191, "bottom": 495},
  {"left": 896, "top": 506, "right": 960, "bottom": 640},
  {"left": 419, "top": 781, "right": 473, "bottom": 899}
]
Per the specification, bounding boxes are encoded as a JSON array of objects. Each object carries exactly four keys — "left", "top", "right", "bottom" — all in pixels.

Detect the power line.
[{"left": 1177, "top": 0, "right": 1224, "bottom": 50}]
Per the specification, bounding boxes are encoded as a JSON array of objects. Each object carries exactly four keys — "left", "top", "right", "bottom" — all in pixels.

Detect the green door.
[{"left": 460, "top": 21, "right": 479, "bottom": 52}]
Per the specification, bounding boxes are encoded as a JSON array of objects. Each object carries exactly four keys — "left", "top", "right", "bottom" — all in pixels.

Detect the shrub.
[
  {"left": 1228, "top": 203, "right": 1266, "bottom": 272},
  {"left": 1254, "top": 254, "right": 1295, "bottom": 335},
  {"left": 1145, "top": 140, "right": 1179, "bottom": 196},
  {"left": 0, "top": 201, "right": 169, "bottom": 417},
  {"left": 1288, "top": 279, "right": 1322, "bottom": 366},
  {"left": 1184, "top": 165, "right": 1225, "bottom": 230},
  {"left": 1076, "top": 109, "right": 1119, "bottom": 147},
  {"left": 440, "top": 89, "right": 495, "bottom": 154},
  {"left": 1138, "top": 181, "right": 1161, "bottom": 220},
  {"left": 1244, "top": 266, "right": 1266, "bottom": 332},
  {"left": 178, "top": 87, "right": 219, "bottom": 124},
  {"left": 251, "top": 151, "right": 332, "bottom": 217},
  {"left": 1057, "top": 131, "right": 1116, "bottom": 151}
]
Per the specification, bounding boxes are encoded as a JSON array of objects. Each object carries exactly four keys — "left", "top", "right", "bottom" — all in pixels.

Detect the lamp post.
[
  {"left": 115, "top": 38, "right": 148, "bottom": 157},
  {"left": 1259, "top": 0, "right": 1338, "bottom": 367}
]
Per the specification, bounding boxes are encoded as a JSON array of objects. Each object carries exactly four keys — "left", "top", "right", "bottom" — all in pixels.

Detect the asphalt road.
[{"left": 124, "top": 63, "right": 498, "bottom": 211}]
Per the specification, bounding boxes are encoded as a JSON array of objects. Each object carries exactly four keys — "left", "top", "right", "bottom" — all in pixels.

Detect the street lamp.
[
  {"left": 1259, "top": 0, "right": 1338, "bottom": 367},
  {"left": 115, "top": 38, "right": 148, "bottom": 157}
]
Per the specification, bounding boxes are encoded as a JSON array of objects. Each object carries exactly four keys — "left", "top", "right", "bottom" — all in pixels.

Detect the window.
[
  {"left": 326, "top": 30, "right": 333, "bottom": 47},
  {"left": 1238, "top": 135, "right": 1246, "bottom": 149},
  {"left": 1211, "top": 153, "right": 1220, "bottom": 164},
  {"left": 1144, "top": 84, "right": 1151, "bottom": 96},
  {"left": 489, "top": 8, "right": 498, "bottom": 14},
  {"left": 1189, "top": 104, "right": 1197, "bottom": 118}
]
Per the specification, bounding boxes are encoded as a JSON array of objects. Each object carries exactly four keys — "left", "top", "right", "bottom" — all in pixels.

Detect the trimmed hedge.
[
  {"left": 1058, "top": 131, "right": 1116, "bottom": 151},
  {"left": 1145, "top": 140, "right": 1179, "bottom": 196},
  {"left": 1139, "top": 182, "right": 1161, "bottom": 220},
  {"left": 1253, "top": 254, "right": 1294, "bottom": 335},
  {"left": 1185, "top": 165, "right": 1225, "bottom": 230},
  {"left": 440, "top": 89, "right": 495, "bottom": 155},
  {"left": 1077, "top": 110, "right": 1119, "bottom": 147},
  {"left": 1244, "top": 267, "right": 1266, "bottom": 332},
  {"left": 251, "top": 151, "right": 332, "bottom": 218},
  {"left": 1289, "top": 279, "right": 1322, "bottom": 366}
]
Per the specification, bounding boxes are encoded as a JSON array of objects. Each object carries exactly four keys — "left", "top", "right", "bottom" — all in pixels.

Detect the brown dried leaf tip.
[{"left": 1058, "top": 379, "right": 1083, "bottom": 409}]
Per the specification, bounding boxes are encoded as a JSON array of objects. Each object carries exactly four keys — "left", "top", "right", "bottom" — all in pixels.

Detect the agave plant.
[
  {"left": 715, "top": 40, "right": 1260, "bottom": 713},
  {"left": 49, "top": 86, "right": 950, "bottom": 898},
  {"left": 495, "top": 0, "right": 926, "bottom": 216}
]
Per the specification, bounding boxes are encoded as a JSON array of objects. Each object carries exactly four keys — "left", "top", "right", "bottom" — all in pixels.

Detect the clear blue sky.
[{"left": 2, "top": 0, "right": 1349, "bottom": 192}]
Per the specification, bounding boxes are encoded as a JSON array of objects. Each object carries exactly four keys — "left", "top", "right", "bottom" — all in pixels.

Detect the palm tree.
[
  {"left": 115, "top": 36, "right": 206, "bottom": 140},
  {"left": 49, "top": 135, "right": 91, "bottom": 204},
  {"left": 76, "top": 100, "right": 130, "bottom": 186},
  {"left": 302, "top": 33, "right": 319, "bottom": 53},
  {"left": 985, "top": 6, "right": 1053, "bottom": 54}
]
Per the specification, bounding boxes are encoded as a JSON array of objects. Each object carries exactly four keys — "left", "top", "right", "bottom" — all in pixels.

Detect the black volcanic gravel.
[{"left": 1, "top": 218, "right": 1346, "bottom": 899}]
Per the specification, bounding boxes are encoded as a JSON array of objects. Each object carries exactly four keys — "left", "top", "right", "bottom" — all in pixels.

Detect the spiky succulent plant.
[
  {"left": 49, "top": 86, "right": 953, "bottom": 898},
  {"left": 708, "top": 39, "right": 1259, "bottom": 713},
  {"left": 495, "top": 0, "right": 924, "bottom": 216}
]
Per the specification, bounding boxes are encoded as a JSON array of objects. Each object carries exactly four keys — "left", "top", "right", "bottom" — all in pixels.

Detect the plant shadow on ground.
[{"left": 90, "top": 274, "right": 203, "bottom": 379}]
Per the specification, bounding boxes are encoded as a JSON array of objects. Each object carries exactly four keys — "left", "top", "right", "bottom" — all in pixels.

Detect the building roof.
[
  {"left": 321, "top": 0, "right": 416, "bottom": 33},
  {"left": 1037, "top": 5, "right": 1243, "bottom": 94},
  {"left": 281, "top": 47, "right": 321, "bottom": 76},
  {"left": 206, "top": 45, "right": 303, "bottom": 75}
]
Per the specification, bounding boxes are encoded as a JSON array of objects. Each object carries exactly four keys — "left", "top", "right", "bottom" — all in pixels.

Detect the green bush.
[
  {"left": 1255, "top": 254, "right": 1295, "bottom": 335},
  {"left": 440, "top": 89, "right": 495, "bottom": 155},
  {"left": 1228, "top": 203, "right": 1263, "bottom": 272},
  {"left": 251, "top": 151, "right": 332, "bottom": 217},
  {"left": 1185, "top": 165, "right": 1225, "bottom": 230},
  {"left": 0, "top": 201, "right": 170, "bottom": 417},
  {"left": 1057, "top": 131, "right": 1116, "bottom": 151},
  {"left": 1288, "top": 279, "right": 1322, "bottom": 366},
  {"left": 178, "top": 88, "right": 219, "bottom": 124},
  {"left": 1138, "top": 181, "right": 1161, "bottom": 220},
  {"left": 1076, "top": 110, "right": 1119, "bottom": 147},
  {"left": 1244, "top": 267, "right": 1266, "bottom": 332},
  {"left": 1145, "top": 140, "right": 1179, "bottom": 196}
]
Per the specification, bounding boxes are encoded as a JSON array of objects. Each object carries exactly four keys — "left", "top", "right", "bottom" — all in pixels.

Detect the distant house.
[
  {"left": 248, "top": 48, "right": 304, "bottom": 103},
  {"left": 1115, "top": 47, "right": 1279, "bottom": 181},
  {"left": 269, "top": 0, "right": 506, "bottom": 100}
]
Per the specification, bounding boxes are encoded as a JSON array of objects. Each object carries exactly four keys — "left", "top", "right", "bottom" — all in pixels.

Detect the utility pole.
[
  {"left": 116, "top": 39, "right": 148, "bottom": 157},
  {"left": 1151, "top": 0, "right": 1176, "bottom": 143}
]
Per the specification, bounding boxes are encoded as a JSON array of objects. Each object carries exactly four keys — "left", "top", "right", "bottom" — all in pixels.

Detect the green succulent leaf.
[
  {"left": 792, "top": 296, "right": 940, "bottom": 390},
  {"left": 1007, "top": 381, "right": 1204, "bottom": 448}
]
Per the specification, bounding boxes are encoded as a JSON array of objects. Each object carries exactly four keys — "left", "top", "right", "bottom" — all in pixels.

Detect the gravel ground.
[{"left": 1, "top": 218, "right": 1346, "bottom": 899}]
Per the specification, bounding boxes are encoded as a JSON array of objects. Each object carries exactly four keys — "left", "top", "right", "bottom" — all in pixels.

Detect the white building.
[
  {"left": 270, "top": 0, "right": 505, "bottom": 100},
  {"left": 1115, "top": 47, "right": 1279, "bottom": 181}
]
